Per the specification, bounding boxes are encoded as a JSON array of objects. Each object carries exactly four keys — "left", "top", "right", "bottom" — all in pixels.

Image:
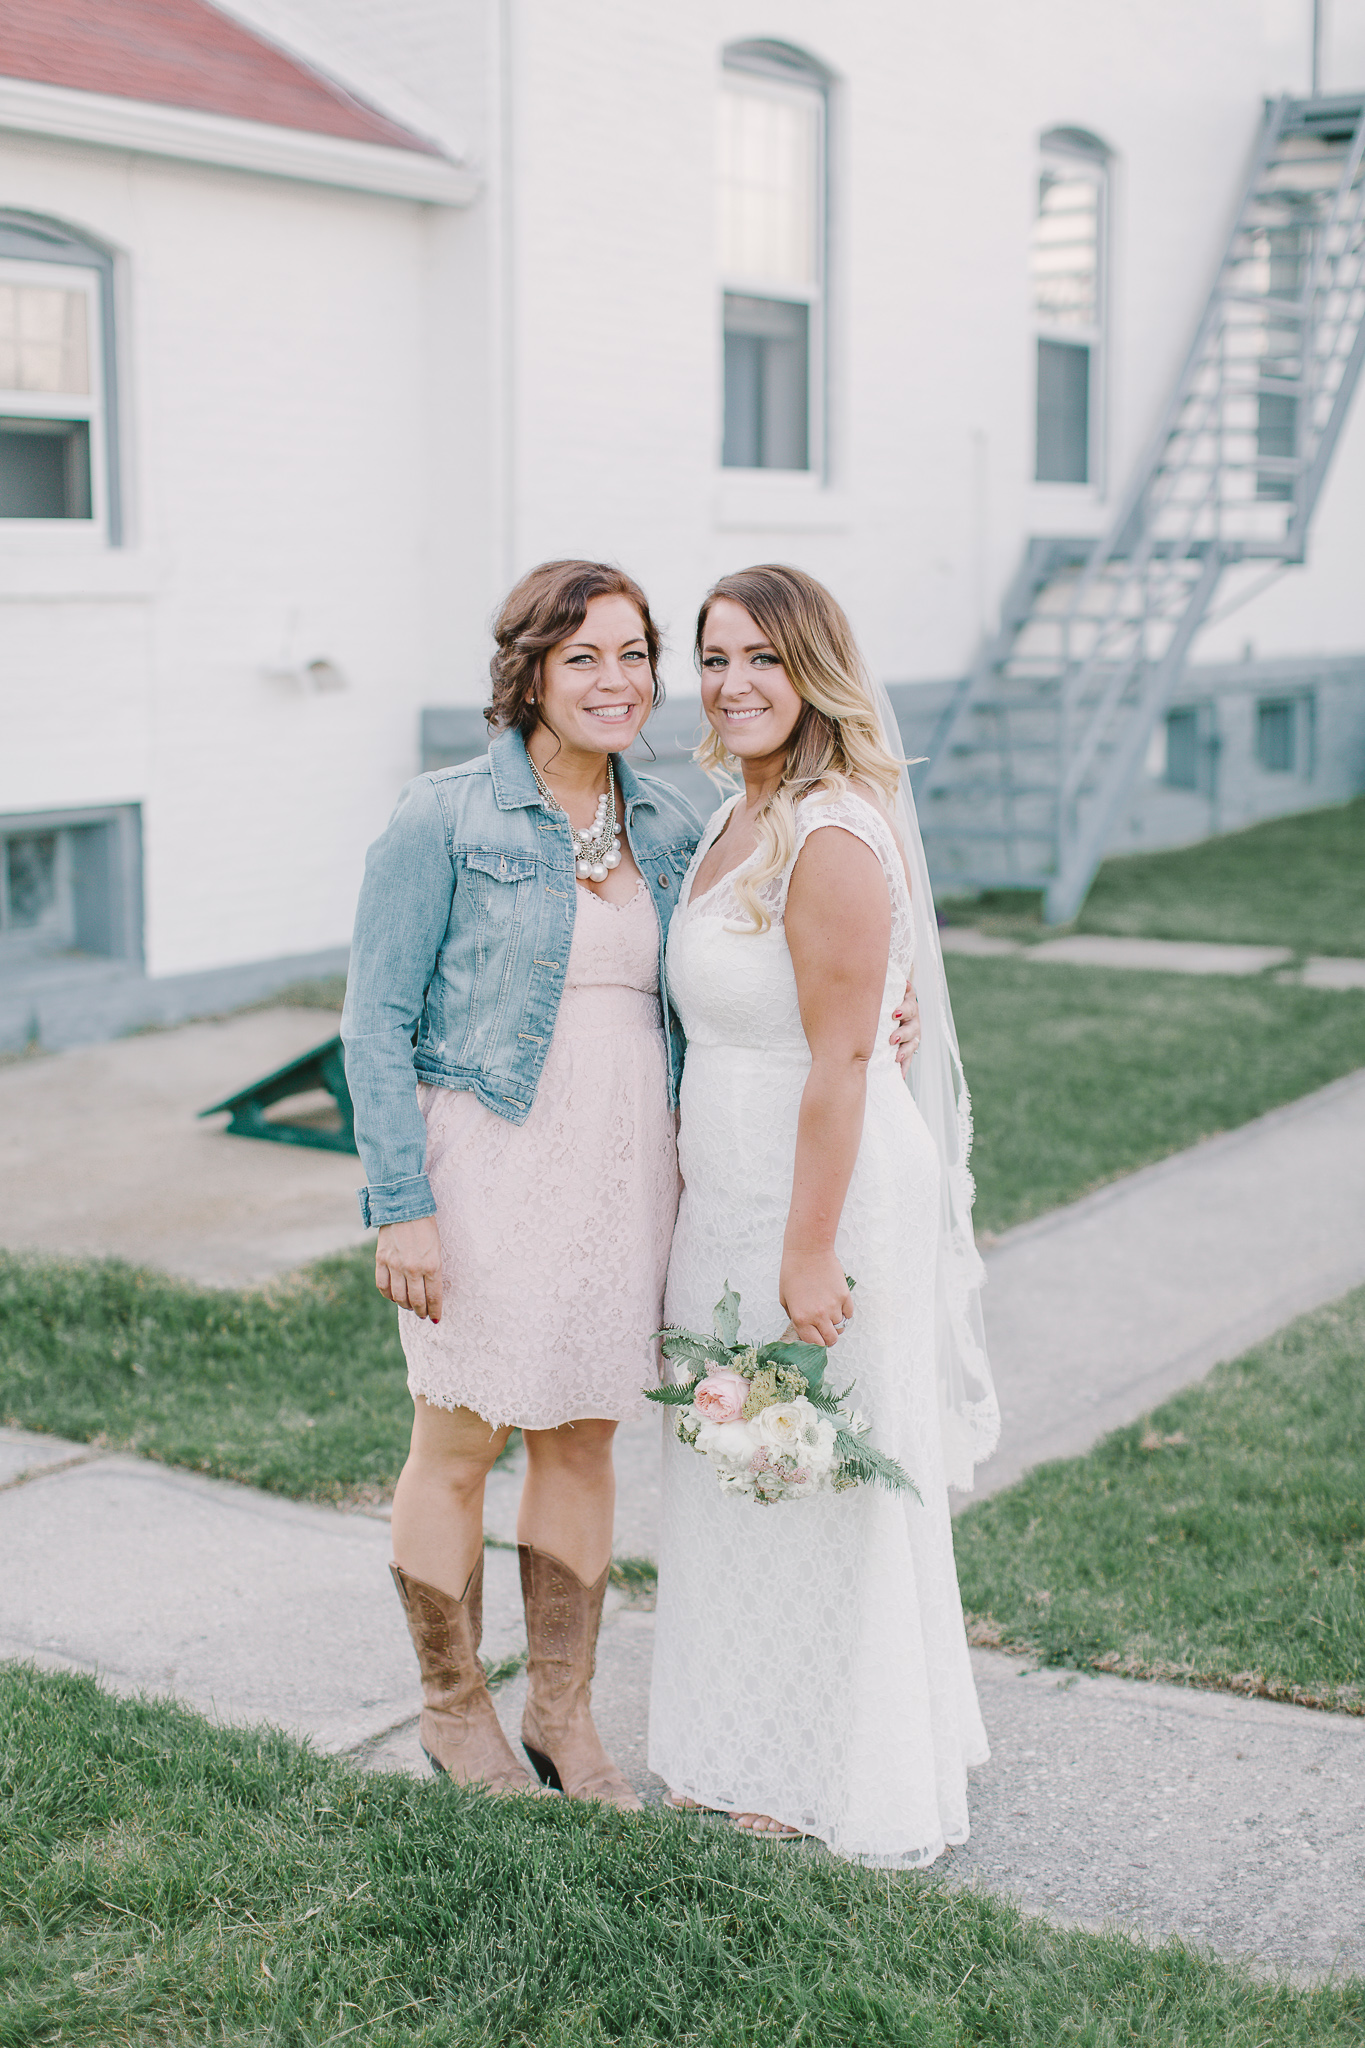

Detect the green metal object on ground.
[{"left": 199, "top": 1035, "right": 357, "bottom": 1154}]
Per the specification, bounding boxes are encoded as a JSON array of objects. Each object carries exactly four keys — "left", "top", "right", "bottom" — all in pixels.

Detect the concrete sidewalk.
[
  {"left": 4, "top": 1030, "right": 1365, "bottom": 1977},
  {"left": 8, "top": 1421, "right": 1357, "bottom": 1981},
  {"left": 972, "top": 1065, "right": 1365, "bottom": 1500},
  {"left": 0, "top": 1007, "right": 365, "bottom": 1288}
]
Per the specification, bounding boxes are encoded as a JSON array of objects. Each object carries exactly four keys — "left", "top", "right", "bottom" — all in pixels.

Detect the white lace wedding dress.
[{"left": 647, "top": 788, "right": 989, "bottom": 1866}]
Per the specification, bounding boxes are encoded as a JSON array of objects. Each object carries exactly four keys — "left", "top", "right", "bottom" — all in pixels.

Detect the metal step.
[{"left": 921, "top": 89, "right": 1365, "bottom": 920}]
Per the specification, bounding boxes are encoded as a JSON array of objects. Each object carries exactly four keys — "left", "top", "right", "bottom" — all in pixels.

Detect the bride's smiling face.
[{"left": 699, "top": 598, "right": 805, "bottom": 764}]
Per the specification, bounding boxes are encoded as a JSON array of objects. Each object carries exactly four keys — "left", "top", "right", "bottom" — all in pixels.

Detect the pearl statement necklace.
[{"left": 530, "top": 755, "right": 623, "bottom": 882}]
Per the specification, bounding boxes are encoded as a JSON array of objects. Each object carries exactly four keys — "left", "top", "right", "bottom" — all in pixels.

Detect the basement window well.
[{"left": 0, "top": 807, "right": 142, "bottom": 961}]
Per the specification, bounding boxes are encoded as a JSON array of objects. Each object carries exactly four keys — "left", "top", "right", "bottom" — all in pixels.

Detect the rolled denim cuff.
[{"left": 356, "top": 1175, "right": 437, "bottom": 1228}]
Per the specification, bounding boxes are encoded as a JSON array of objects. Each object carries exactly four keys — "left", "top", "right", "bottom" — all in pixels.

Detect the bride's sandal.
[{"left": 731, "top": 1811, "right": 806, "bottom": 1841}]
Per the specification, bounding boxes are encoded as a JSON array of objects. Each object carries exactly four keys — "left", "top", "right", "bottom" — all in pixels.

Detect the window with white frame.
[
  {"left": 0, "top": 214, "right": 119, "bottom": 540},
  {"left": 718, "top": 49, "right": 825, "bottom": 472},
  {"left": 1031, "top": 131, "right": 1108, "bottom": 487},
  {"left": 1256, "top": 693, "right": 1315, "bottom": 776}
]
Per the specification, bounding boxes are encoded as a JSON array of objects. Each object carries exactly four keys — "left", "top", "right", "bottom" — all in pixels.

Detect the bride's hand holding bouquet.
[
  {"left": 647, "top": 1283, "right": 918, "bottom": 1507},
  {"left": 778, "top": 1243, "right": 856, "bottom": 1350}
]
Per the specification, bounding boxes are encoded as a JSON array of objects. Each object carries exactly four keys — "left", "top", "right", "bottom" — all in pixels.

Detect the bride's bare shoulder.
[{"left": 798, "top": 777, "right": 895, "bottom": 826}]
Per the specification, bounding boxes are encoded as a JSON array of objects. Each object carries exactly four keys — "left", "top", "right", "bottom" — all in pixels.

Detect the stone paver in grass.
[
  {"left": 940, "top": 926, "right": 1365, "bottom": 986},
  {"left": 1301, "top": 955, "right": 1365, "bottom": 991},
  {"left": 1027, "top": 934, "right": 1293, "bottom": 975},
  {"left": 938, "top": 928, "right": 1026, "bottom": 957}
]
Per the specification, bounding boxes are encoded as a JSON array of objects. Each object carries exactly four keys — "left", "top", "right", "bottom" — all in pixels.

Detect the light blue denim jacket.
[{"left": 341, "top": 728, "right": 705, "bottom": 1226}]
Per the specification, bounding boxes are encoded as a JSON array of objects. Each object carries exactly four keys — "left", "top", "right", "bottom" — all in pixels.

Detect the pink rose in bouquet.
[{"left": 691, "top": 1369, "right": 749, "bottom": 1424}]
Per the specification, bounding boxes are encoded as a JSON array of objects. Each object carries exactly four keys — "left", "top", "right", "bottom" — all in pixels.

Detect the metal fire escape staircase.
[{"left": 919, "top": 93, "right": 1365, "bottom": 923}]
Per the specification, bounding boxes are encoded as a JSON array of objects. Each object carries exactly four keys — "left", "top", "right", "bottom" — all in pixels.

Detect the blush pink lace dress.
[{"left": 398, "top": 879, "right": 681, "bottom": 1429}]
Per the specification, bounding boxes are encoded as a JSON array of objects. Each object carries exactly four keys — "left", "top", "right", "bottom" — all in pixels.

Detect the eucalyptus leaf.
[
  {"left": 758, "top": 1340, "right": 829, "bottom": 1385},
  {"left": 712, "top": 1283, "right": 741, "bottom": 1349}
]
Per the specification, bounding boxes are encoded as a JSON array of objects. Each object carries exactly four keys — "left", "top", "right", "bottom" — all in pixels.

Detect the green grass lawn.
[
  {"left": 941, "top": 795, "right": 1365, "bottom": 954},
  {"left": 2, "top": 960, "right": 1361, "bottom": 1502},
  {"left": 948, "top": 954, "right": 1365, "bottom": 1233},
  {"left": 955, "top": 1286, "right": 1365, "bottom": 1714},
  {"left": 2, "top": 1665, "right": 1358, "bottom": 2048},
  {"left": 0, "top": 1249, "right": 409, "bottom": 1505},
  {"left": 1077, "top": 798, "right": 1365, "bottom": 955}
]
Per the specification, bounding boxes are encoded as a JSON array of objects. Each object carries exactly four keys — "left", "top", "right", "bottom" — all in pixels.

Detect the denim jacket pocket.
[
  {"left": 454, "top": 846, "right": 542, "bottom": 1068},
  {"left": 465, "top": 848, "right": 538, "bottom": 885}
]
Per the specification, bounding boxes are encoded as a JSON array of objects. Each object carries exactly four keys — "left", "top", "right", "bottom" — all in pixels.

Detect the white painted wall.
[
  {"left": 2, "top": 0, "right": 1362, "bottom": 990},
  {"left": 497, "top": 0, "right": 1365, "bottom": 689},
  {"left": 0, "top": 132, "right": 441, "bottom": 976}
]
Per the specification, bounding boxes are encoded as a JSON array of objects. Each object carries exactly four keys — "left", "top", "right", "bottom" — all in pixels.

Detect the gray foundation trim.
[{"left": 1, "top": 944, "right": 350, "bottom": 1055}]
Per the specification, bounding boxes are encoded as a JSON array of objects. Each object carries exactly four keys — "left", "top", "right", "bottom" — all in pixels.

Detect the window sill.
[
  {"left": 714, "top": 471, "right": 849, "bottom": 534},
  {"left": 0, "top": 547, "right": 163, "bottom": 601},
  {"left": 1026, "top": 482, "right": 1108, "bottom": 537}
]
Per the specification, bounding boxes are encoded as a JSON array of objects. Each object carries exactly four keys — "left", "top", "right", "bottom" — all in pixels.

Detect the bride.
[{"left": 648, "top": 564, "right": 999, "bottom": 1865}]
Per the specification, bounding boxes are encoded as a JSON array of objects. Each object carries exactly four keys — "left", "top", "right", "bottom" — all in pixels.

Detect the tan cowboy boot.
[
  {"left": 518, "top": 1544, "right": 642, "bottom": 1810},
  {"left": 390, "top": 1557, "right": 534, "bottom": 1793}
]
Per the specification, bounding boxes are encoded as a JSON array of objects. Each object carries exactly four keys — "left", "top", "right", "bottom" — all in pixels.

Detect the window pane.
[
  {"left": 1032, "top": 170, "right": 1099, "bottom": 330},
  {"left": 0, "top": 417, "right": 92, "bottom": 517},
  {"left": 5, "top": 834, "right": 59, "bottom": 929},
  {"left": 1257, "top": 700, "right": 1296, "bottom": 773},
  {"left": 1165, "top": 709, "right": 1199, "bottom": 789},
  {"left": 0, "top": 283, "right": 89, "bottom": 394},
  {"left": 718, "top": 83, "right": 819, "bottom": 291},
  {"left": 1035, "top": 339, "right": 1089, "bottom": 483},
  {"left": 722, "top": 296, "right": 808, "bottom": 470},
  {"left": 1256, "top": 390, "right": 1296, "bottom": 501}
]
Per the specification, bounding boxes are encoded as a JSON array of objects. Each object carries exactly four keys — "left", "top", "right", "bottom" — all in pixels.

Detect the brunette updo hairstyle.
[{"left": 484, "top": 559, "right": 664, "bottom": 737}]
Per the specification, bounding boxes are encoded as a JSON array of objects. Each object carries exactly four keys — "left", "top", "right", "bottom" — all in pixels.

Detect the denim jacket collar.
[{"left": 488, "top": 725, "right": 657, "bottom": 814}]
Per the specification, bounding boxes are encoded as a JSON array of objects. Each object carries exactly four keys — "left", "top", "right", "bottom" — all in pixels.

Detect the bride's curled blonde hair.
[{"left": 695, "top": 564, "right": 904, "bottom": 932}]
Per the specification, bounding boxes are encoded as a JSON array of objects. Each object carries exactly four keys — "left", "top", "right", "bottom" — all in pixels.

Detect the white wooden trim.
[{"left": 0, "top": 75, "right": 477, "bottom": 206}]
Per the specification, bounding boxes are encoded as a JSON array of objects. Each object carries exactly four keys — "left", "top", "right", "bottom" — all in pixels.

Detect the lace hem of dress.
[
  {"left": 661, "top": 1777, "right": 979, "bottom": 1868},
  {"left": 405, "top": 1367, "right": 652, "bottom": 1432}
]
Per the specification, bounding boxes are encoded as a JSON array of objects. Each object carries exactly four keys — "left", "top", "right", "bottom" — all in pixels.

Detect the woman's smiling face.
[
  {"left": 699, "top": 597, "right": 805, "bottom": 763},
  {"left": 536, "top": 592, "right": 654, "bottom": 757}
]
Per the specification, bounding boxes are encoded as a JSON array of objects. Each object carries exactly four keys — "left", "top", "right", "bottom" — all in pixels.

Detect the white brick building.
[{"left": 2, "top": 0, "right": 1363, "bottom": 1044}]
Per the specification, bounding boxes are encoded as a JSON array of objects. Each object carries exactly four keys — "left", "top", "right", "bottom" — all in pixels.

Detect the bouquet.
[{"left": 646, "top": 1283, "right": 918, "bottom": 1506}]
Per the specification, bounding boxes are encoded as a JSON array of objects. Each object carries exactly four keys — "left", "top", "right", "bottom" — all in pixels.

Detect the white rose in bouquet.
[
  {"left": 755, "top": 1400, "right": 813, "bottom": 1454},
  {"left": 694, "top": 1416, "right": 763, "bottom": 1470}
]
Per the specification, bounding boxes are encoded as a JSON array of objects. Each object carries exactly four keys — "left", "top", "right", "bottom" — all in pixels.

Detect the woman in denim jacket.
[{"left": 343, "top": 559, "right": 703, "bottom": 1808}]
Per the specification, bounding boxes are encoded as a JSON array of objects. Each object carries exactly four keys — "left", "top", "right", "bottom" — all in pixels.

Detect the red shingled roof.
[{"left": 0, "top": 0, "right": 439, "bottom": 153}]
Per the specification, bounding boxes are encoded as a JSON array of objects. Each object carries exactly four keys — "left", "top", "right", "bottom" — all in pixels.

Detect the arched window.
[
  {"left": 1031, "top": 128, "right": 1109, "bottom": 487},
  {"left": 0, "top": 213, "right": 122, "bottom": 542},
  {"left": 718, "top": 41, "right": 828, "bottom": 473}
]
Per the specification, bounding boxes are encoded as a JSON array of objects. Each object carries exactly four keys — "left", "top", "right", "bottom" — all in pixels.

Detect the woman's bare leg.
[
  {"left": 517, "top": 1418, "right": 617, "bottom": 1579},
  {"left": 390, "top": 1396, "right": 512, "bottom": 1598}
]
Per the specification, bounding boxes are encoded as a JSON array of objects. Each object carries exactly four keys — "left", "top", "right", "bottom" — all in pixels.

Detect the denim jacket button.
[{"left": 658, "top": 872, "right": 670, "bottom": 889}]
